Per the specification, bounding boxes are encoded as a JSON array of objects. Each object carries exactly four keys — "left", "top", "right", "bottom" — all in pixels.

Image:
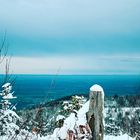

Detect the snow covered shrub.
[
  {"left": 47, "top": 100, "right": 92, "bottom": 140},
  {"left": 61, "top": 95, "right": 86, "bottom": 117},
  {"left": 71, "top": 95, "right": 85, "bottom": 110}
]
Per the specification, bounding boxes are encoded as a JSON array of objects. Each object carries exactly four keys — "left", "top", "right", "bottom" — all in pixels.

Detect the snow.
[
  {"left": 78, "top": 100, "right": 89, "bottom": 116},
  {"left": 104, "top": 134, "right": 134, "bottom": 140},
  {"left": 3, "top": 93, "right": 17, "bottom": 99},
  {"left": 0, "top": 133, "right": 135, "bottom": 140},
  {"left": 46, "top": 134, "right": 135, "bottom": 140},
  {"left": 51, "top": 128, "right": 61, "bottom": 139},
  {"left": 48, "top": 98, "right": 135, "bottom": 140},
  {"left": 51, "top": 126, "right": 68, "bottom": 139},
  {"left": 56, "top": 115, "right": 65, "bottom": 121},
  {"left": 59, "top": 126, "right": 68, "bottom": 139},
  {"left": 90, "top": 84, "right": 104, "bottom": 92},
  {"left": 0, "top": 109, "right": 20, "bottom": 120},
  {"left": 62, "top": 101, "right": 69, "bottom": 105},
  {"left": 77, "top": 101, "right": 89, "bottom": 126},
  {"left": 73, "top": 109, "right": 78, "bottom": 114},
  {"left": 0, "top": 97, "right": 136, "bottom": 140},
  {"left": 74, "top": 95, "right": 82, "bottom": 99},
  {"left": 63, "top": 105, "right": 68, "bottom": 110},
  {"left": 48, "top": 100, "right": 89, "bottom": 139},
  {"left": 0, "top": 81, "right": 136, "bottom": 140},
  {"left": 2, "top": 83, "right": 11, "bottom": 88},
  {"left": 64, "top": 113, "right": 77, "bottom": 129},
  {"left": 121, "top": 107, "right": 140, "bottom": 117},
  {"left": 47, "top": 93, "right": 137, "bottom": 140},
  {"left": 76, "top": 117, "right": 86, "bottom": 126}
]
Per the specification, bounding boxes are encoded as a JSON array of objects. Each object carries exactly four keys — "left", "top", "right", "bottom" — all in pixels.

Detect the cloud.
[
  {"left": 0, "top": 0, "right": 140, "bottom": 37},
  {"left": 0, "top": 54, "right": 139, "bottom": 74},
  {"left": 0, "top": 0, "right": 140, "bottom": 74}
]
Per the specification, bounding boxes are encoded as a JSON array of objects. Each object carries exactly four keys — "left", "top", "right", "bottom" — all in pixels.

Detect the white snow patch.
[
  {"left": 90, "top": 84, "right": 104, "bottom": 92},
  {"left": 2, "top": 83, "right": 11, "bottom": 88},
  {"left": 3, "top": 93, "right": 17, "bottom": 99},
  {"left": 78, "top": 100, "right": 89, "bottom": 116},
  {"left": 0, "top": 109, "right": 20, "bottom": 120},
  {"left": 56, "top": 115, "right": 65, "bottom": 121},
  {"left": 104, "top": 134, "right": 135, "bottom": 140}
]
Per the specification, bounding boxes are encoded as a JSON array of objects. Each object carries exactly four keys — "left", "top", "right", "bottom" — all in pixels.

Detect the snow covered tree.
[
  {"left": 0, "top": 82, "right": 20, "bottom": 137},
  {"left": 0, "top": 83, "right": 17, "bottom": 110}
]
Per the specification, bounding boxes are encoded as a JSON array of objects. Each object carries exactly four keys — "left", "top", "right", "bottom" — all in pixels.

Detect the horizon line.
[{"left": 0, "top": 73, "right": 139, "bottom": 76}]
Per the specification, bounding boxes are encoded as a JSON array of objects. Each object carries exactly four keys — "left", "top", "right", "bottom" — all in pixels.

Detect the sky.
[{"left": 0, "top": 0, "right": 140, "bottom": 74}]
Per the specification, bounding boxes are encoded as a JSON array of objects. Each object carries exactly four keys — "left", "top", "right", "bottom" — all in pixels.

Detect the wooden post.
[{"left": 88, "top": 84, "right": 104, "bottom": 140}]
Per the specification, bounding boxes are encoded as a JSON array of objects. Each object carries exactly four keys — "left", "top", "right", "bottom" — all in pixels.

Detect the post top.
[{"left": 90, "top": 84, "right": 104, "bottom": 92}]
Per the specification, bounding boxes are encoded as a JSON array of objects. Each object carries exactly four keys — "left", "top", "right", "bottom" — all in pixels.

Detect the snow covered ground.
[
  {"left": 43, "top": 100, "right": 135, "bottom": 140},
  {"left": 0, "top": 82, "right": 138, "bottom": 140},
  {"left": 104, "top": 134, "right": 135, "bottom": 140},
  {"left": 0, "top": 99, "right": 136, "bottom": 140},
  {"left": 0, "top": 134, "right": 135, "bottom": 140}
]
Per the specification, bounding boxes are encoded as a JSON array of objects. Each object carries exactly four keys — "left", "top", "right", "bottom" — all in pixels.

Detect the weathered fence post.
[{"left": 88, "top": 84, "right": 104, "bottom": 140}]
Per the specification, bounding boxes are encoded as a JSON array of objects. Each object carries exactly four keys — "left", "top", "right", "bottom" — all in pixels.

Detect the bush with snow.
[{"left": 60, "top": 95, "right": 86, "bottom": 117}]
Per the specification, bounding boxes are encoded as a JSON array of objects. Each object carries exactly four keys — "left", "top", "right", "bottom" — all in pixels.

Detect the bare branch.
[
  {"left": 4, "top": 56, "right": 12, "bottom": 83},
  {"left": 0, "top": 31, "right": 9, "bottom": 64}
]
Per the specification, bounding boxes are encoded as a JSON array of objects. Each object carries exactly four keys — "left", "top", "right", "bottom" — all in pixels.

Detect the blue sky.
[{"left": 0, "top": 0, "right": 140, "bottom": 74}]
